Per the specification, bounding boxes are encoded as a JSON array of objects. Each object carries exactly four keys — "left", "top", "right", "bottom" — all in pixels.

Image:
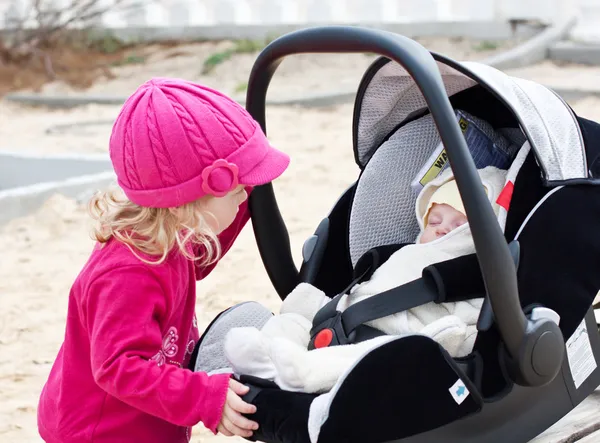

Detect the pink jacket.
[{"left": 37, "top": 202, "right": 250, "bottom": 443}]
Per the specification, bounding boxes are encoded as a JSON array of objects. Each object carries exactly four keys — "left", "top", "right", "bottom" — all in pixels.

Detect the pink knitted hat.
[{"left": 109, "top": 77, "right": 290, "bottom": 208}]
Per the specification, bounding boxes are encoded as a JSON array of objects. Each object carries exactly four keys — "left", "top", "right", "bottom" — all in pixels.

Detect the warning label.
[
  {"left": 410, "top": 110, "right": 502, "bottom": 195},
  {"left": 566, "top": 318, "right": 597, "bottom": 389}
]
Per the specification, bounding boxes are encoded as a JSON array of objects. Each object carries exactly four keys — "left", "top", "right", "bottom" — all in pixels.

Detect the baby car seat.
[{"left": 206, "top": 26, "right": 600, "bottom": 443}]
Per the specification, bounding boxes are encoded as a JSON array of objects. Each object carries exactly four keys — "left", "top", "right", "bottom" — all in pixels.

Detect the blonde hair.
[{"left": 88, "top": 188, "right": 221, "bottom": 266}]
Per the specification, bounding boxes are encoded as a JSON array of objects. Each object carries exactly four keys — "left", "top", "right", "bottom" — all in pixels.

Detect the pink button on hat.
[{"left": 109, "top": 77, "right": 290, "bottom": 208}]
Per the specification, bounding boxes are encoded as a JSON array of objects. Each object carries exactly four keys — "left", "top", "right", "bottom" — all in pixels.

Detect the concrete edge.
[
  {"left": 549, "top": 41, "right": 600, "bottom": 66},
  {"left": 543, "top": 86, "right": 600, "bottom": 102},
  {"left": 90, "top": 21, "right": 542, "bottom": 43},
  {"left": 45, "top": 120, "right": 125, "bottom": 135},
  {"left": 37, "top": 83, "right": 600, "bottom": 137},
  {"left": 0, "top": 171, "right": 116, "bottom": 225},
  {"left": 0, "top": 150, "right": 110, "bottom": 161},
  {"left": 481, "top": 15, "right": 578, "bottom": 70},
  {"left": 3, "top": 95, "right": 127, "bottom": 109},
  {"left": 4, "top": 90, "right": 357, "bottom": 109}
]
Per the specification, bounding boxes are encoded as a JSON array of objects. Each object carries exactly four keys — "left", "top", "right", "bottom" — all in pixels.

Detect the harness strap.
[
  {"left": 308, "top": 246, "right": 493, "bottom": 349},
  {"left": 341, "top": 277, "right": 439, "bottom": 335},
  {"left": 311, "top": 244, "right": 411, "bottom": 329},
  {"left": 311, "top": 268, "right": 369, "bottom": 329},
  {"left": 309, "top": 275, "right": 441, "bottom": 349}
]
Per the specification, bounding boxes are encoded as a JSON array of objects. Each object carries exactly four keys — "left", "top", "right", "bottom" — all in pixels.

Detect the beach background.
[{"left": 2, "top": 2, "right": 600, "bottom": 441}]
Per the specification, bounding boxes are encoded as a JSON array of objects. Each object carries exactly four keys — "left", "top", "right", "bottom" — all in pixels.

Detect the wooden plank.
[
  {"left": 576, "top": 430, "right": 600, "bottom": 443},
  {"left": 531, "top": 389, "right": 600, "bottom": 443}
]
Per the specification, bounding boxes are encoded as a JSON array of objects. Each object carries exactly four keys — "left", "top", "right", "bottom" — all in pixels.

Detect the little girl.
[{"left": 37, "top": 77, "right": 290, "bottom": 443}]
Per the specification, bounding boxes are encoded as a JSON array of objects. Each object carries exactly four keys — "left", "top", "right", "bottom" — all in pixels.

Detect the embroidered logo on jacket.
[{"left": 151, "top": 326, "right": 179, "bottom": 367}]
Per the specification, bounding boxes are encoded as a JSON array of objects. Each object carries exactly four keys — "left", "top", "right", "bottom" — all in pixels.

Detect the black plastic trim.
[{"left": 351, "top": 56, "right": 391, "bottom": 167}]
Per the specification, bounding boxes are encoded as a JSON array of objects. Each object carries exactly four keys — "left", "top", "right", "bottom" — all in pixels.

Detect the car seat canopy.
[
  {"left": 353, "top": 56, "right": 588, "bottom": 184},
  {"left": 348, "top": 54, "right": 597, "bottom": 266}
]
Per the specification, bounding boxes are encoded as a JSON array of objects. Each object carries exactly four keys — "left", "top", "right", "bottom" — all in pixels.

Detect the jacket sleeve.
[
  {"left": 195, "top": 186, "right": 253, "bottom": 281},
  {"left": 83, "top": 265, "right": 230, "bottom": 433}
]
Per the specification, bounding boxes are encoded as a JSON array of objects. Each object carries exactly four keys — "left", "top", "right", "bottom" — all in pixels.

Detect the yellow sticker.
[
  {"left": 419, "top": 118, "right": 468, "bottom": 186},
  {"left": 411, "top": 112, "right": 475, "bottom": 194},
  {"left": 419, "top": 149, "right": 448, "bottom": 186}
]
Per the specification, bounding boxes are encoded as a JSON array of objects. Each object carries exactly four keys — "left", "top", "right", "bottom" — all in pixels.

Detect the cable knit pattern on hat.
[
  {"left": 108, "top": 78, "right": 290, "bottom": 208},
  {"left": 167, "top": 96, "right": 214, "bottom": 165},
  {"left": 123, "top": 120, "right": 142, "bottom": 190},
  {"left": 199, "top": 97, "right": 247, "bottom": 147},
  {"left": 146, "top": 97, "right": 179, "bottom": 187}
]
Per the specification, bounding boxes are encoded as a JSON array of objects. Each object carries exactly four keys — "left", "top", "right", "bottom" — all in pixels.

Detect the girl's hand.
[{"left": 217, "top": 379, "right": 259, "bottom": 438}]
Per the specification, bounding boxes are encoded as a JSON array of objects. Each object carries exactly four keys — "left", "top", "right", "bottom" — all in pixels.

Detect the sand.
[
  {"left": 505, "top": 60, "right": 600, "bottom": 92},
  {"left": 30, "top": 35, "right": 518, "bottom": 101},
  {"left": 0, "top": 99, "right": 358, "bottom": 442},
  {"left": 2, "top": 35, "right": 600, "bottom": 443}
]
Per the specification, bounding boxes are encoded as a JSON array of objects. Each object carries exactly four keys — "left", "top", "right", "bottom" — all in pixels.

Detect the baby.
[{"left": 223, "top": 165, "right": 508, "bottom": 394}]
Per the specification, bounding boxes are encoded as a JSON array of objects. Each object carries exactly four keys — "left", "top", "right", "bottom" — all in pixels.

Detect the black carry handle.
[{"left": 245, "top": 25, "right": 562, "bottom": 387}]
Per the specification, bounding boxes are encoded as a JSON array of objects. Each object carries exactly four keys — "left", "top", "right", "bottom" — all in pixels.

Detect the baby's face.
[{"left": 420, "top": 203, "right": 468, "bottom": 244}]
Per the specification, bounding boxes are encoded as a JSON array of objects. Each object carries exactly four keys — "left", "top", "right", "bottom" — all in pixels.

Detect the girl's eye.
[{"left": 428, "top": 217, "right": 441, "bottom": 226}]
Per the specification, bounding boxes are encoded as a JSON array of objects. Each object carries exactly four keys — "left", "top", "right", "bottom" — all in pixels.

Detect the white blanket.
[
  {"left": 224, "top": 166, "right": 507, "bottom": 395},
  {"left": 223, "top": 228, "right": 481, "bottom": 394}
]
